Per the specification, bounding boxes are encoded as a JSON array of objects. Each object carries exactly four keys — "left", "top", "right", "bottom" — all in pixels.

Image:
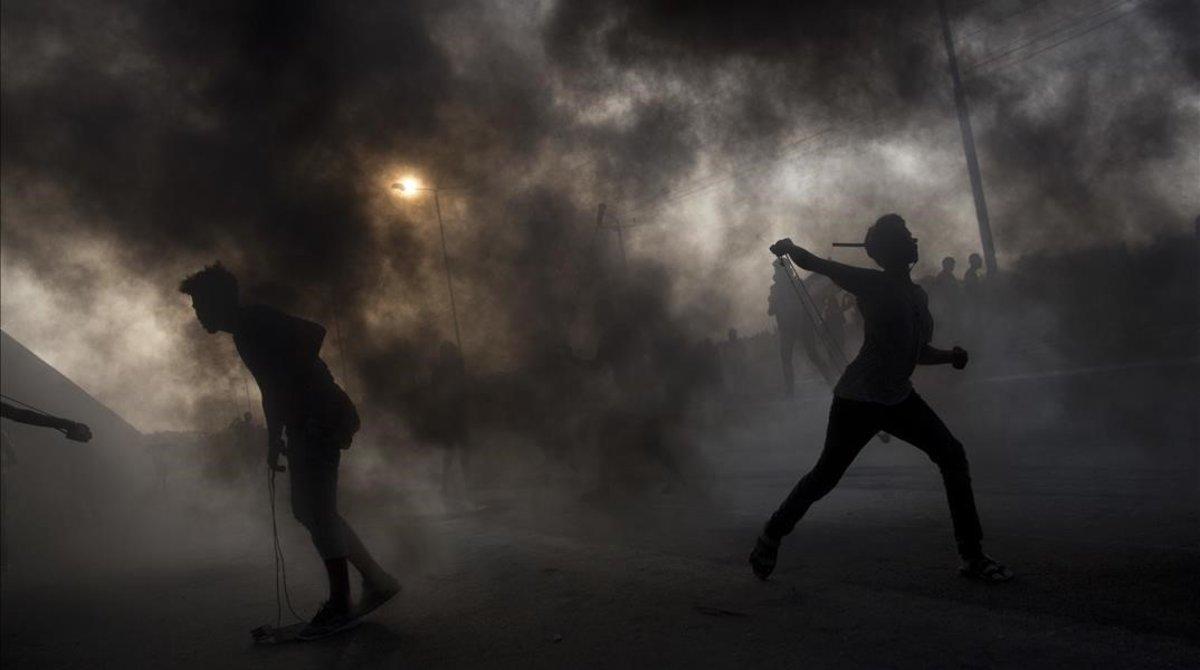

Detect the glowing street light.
[
  {"left": 392, "top": 177, "right": 423, "bottom": 198},
  {"left": 389, "top": 178, "right": 464, "bottom": 359}
]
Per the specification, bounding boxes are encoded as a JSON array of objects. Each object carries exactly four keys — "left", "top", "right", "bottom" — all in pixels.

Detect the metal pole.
[
  {"left": 433, "top": 189, "right": 465, "bottom": 357},
  {"left": 595, "top": 202, "right": 627, "bottom": 268},
  {"left": 615, "top": 226, "right": 628, "bottom": 269},
  {"left": 938, "top": 0, "right": 998, "bottom": 276}
]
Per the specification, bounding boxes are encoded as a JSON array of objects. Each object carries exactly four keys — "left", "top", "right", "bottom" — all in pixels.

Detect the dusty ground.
[{"left": 3, "top": 367, "right": 1198, "bottom": 669}]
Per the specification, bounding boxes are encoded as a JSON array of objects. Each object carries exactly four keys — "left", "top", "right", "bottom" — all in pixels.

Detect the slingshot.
[{"left": 773, "top": 252, "right": 891, "bottom": 443}]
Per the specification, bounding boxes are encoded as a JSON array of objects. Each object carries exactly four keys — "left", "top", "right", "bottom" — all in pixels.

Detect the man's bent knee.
[{"left": 930, "top": 438, "right": 969, "bottom": 471}]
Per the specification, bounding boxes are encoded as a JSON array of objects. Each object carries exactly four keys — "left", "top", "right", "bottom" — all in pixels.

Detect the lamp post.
[{"left": 392, "top": 180, "right": 464, "bottom": 359}]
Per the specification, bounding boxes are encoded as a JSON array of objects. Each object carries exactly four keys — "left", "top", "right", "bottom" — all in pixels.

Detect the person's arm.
[
  {"left": 918, "top": 344, "right": 969, "bottom": 369},
  {"left": 261, "top": 389, "right": 286, "bottom": 472},
  {"left": 770, "top": 239, "right": 877, "bottom": 295},
  {"left": 1, "top": 402, "right": 92, "bottom": 442}
]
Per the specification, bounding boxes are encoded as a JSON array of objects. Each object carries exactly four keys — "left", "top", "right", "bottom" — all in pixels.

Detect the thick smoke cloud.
[
  {"left": 544, "top": 0, "right": 1198, "bottom": 241},
  {"left": 2, "top": 0, "right": 1197, "bottom": 434}
]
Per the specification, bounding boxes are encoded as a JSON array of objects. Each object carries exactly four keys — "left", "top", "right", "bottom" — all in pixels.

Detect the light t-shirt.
[{"left": 817, "top": 263, "right": 933, "bottom": 405}]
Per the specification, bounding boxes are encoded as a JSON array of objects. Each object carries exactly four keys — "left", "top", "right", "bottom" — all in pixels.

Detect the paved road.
[
  {"left": 3, "top": 363, "right": 1197, "bottom": 668},
  {"left": 3, "top": 464, "right": 1197, "bottom": 669}
]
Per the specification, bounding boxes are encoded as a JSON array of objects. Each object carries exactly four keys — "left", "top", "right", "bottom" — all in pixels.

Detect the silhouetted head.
[
  {"left": 179, "top": 262, "right": 240, "bottom": 333},
  {"left": 941, "top": 256, "right": 956, "bottom": 272},
  {"left": 968, "top": 253, "right": 983, "bottom": 270},
  {"left": 727, "top": 328, "right": 739, "bottom": 342},
  {"left": 864, "top": 214, "right": 918, "bottom": 271}
]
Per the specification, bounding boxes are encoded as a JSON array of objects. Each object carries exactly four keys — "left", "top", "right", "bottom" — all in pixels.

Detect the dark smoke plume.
[{"left": 2, "top": 0, "right": 1196, "bottom": 439}]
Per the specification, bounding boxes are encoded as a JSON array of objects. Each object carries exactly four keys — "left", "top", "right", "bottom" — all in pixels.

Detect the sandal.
[
  {"left": 959, "top": 555, "right": 1014, "bottom": 583},
  {"left": 749, "top": 534, "right": 780, "bottom": 580}
]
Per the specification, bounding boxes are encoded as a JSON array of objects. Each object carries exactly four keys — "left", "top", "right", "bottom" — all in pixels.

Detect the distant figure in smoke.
[
  {"left": 180, "top": 263, "right": 399, "bottom": 638},
  {"left": 962, "top": 253, "right": 984, "bottom": 295},
  {"left": 1, "top": 400, "right": 92, "bottom": 569},
  {"left": 205, "top": 411, "right": 261, "bottom": 482},
  {"left": 821, "top": 289, "right": 852, "bottom": 357},
  {"left": 721, "top": 328, "right": 747, "bottom": 393},
  {"left": 575, "top": 296, "right": 686, "bottom": 497},
  {"left": 426, "top": 341, "right": 472, "bottom": 498},
  {"left": 769, "top": 259, "right": 838, "bottom": 396},
  {"left": 961, "top": 253, "right": 986, "bottom": 339},
  {"left": 928, "top": 256, "right": 961, "bottom": 334},
  {"left": 526, "top": 337, "right": 589, "bottom": 478},
  {"left": 750, "top": 215, "right": 1012, "bottom": 583}
]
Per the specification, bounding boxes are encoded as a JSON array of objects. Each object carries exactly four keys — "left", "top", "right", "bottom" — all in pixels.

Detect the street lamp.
[{"left": 391, "top": 179, "right": 464, "bottom": 360}]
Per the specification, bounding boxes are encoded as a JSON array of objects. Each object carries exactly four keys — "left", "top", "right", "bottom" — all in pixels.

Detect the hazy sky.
[{"left": 2, "top": 0, "right": 1197, "bottom": 431}]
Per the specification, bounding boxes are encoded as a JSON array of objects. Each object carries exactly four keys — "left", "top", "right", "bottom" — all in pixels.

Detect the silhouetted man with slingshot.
[{"left": 750, "top": 214, "right": 1012, "bottom": 584}]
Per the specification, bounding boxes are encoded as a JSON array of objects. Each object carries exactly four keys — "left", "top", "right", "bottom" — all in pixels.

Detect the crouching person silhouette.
[
  {"left": 180, "top": 263, "right": 399, "bottom": 638},
  {"left": 750, "top": 215, "right": 1012, "bottom": 584}
]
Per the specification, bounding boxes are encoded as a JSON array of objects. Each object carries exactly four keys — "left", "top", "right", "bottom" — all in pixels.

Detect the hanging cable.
[{"left": 267, "top": 468, "right": 305, "bottom": 627}]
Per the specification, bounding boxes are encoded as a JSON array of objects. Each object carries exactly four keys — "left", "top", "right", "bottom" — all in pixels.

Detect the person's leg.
[
  {"left": 764, "top": 397, "right": 881, "bottom": 540},
  {"left": 878, "top": 393, "right": 983, "bottom": 560},
  {"left": 456, "top": 430, "right": 472, "bottom": 490},
  {"left": 751, "top": 397, "right": 880, "bottom": 579},
  {"left": 339, "top": 515, "right": 400, "bottom": 615},
  {"left": 337, "top": 519, "right": 386, "bottom": 584},
  {"left": 593, "top": 411, "right": 627, "bottom": 496},
  {"left": 289, "top": 440, "right": 351, "bottom": 611}
]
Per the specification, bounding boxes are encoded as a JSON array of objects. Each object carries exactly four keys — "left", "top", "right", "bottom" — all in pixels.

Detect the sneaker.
[
  {"left": 297, "top": 599, "right": 357, "bottom": 640},
  {"left": 749, "top": 533, "right": 780, "bottom": 580},
  {"left": 357, "top": 574, "right": 401, "bottom": 618}
]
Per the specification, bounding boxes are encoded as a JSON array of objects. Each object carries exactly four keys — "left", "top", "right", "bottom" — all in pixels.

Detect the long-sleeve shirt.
[{"left": 801, "top": 258, "right": 933, "bottom": 405}]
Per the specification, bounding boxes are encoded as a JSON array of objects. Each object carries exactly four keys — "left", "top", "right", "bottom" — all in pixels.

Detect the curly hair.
[{"left": 179, "top": 262, "right": 239, "bottom": 302}]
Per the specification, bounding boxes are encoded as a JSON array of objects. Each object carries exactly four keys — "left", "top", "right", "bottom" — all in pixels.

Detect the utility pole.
[
  {"left": 595, "top": 202, "right": 629, "bottom": 269},
  {"left": 433, "top": 189, "right": 465, "bottom": 358},
  {"left": 938, "top": 0, "right": 998, "bottom": 276}
]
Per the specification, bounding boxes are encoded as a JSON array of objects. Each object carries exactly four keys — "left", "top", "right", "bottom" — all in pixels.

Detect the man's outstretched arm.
[
  {"left": 1, "top": 402, "right": 92, "bottom": 441},
  {"left": 770, "top": 238, "right": 876, "bottom": 295}
]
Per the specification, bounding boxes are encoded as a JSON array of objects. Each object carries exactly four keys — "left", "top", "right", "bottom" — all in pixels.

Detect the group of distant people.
[{"left": 926, "top": 252, "right": 987, "bottom": 341}]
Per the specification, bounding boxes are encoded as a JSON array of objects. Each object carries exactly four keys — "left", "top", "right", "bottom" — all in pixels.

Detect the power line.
[
  {"left": 961, "top": 0, "right": 1145, "bottom": 72},
  {"left": 548, "top": 7, "right": 945, "bottom": 191},
  {"left": 602, "top": 0, "right": 1158, "bottom": 230},
  {"left": 966, "top": 0, "right": 1154, "bottom": 73},
  {"left": 961, "top": 0, "right": 1054, "bottom": 38}
]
